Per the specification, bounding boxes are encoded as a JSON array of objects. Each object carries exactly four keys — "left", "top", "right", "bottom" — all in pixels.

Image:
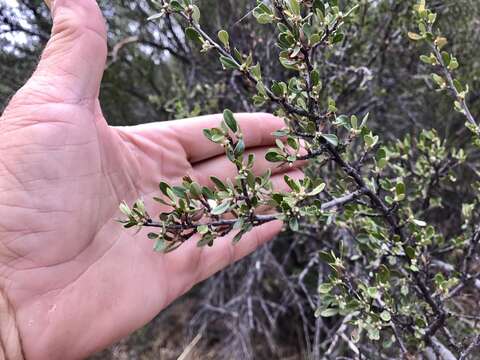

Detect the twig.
[
  {"left": 177, "top": 332, "right": 203, "bottom": 360},
  {"left": 459, "top": 335, "right": 480, "bottom": 360},
  {"left": 430, "top": 44, "right": 478, "bottom": 127},
  {"left": 144, "top": 191, "right": 365, "bottom": 231},
  {"left": 144, "top": 214, "right": 277, "bottom": 230}
]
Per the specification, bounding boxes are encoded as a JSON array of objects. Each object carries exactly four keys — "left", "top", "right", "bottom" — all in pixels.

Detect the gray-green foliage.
[
  {"left": 120, "top": 0, "right": 480, "bottom": 357},
  {"left": 3, "top": 0, "right": 480, "bottom": 358}
]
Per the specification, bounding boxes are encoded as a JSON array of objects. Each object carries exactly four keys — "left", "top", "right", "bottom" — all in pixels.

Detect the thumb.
[{"left": 29, "top": 0, "right": 107, "bottom": 103}]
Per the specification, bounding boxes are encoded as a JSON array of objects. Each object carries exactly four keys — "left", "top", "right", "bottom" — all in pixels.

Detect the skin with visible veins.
[{"left": 0, "top": 1, "right": 302, "bottom": 359}]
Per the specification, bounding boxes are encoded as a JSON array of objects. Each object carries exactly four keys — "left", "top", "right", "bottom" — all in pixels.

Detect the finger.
[
  {"left": 18, "top": 0, "right": 107, "bottom": 104},
  {"left": 122, "top": 113, "right": 285, "bottom": 163},
  {"left": 192, "top": 146, "right": 305, "bottom": 186}
]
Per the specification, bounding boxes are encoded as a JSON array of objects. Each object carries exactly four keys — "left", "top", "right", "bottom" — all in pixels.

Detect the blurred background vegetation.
[{"left": 1, "top": 0, "right": 479, "bottom": 358}]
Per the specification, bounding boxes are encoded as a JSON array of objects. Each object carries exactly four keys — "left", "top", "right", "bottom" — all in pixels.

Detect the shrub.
[{"left": 121, "top": 0, "right": 480, "bottom": 358}]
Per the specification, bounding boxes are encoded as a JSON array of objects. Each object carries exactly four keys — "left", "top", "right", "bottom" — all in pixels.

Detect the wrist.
[{"left": 0, "top": 288, "right": 24, "bottom": 360}]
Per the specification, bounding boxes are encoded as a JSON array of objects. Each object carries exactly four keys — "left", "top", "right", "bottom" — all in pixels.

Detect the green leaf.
[
  {"left": 210, "top": 176, "right": 227, "bottom": 191},
  {"left": 271, "top": 81, "right": 284, "bottom": 97},
  {"left": 420, "top": 54, "right": 433, "bottom": 64},
  {"left": 266, "top": 150, "right": 285, "bottom": 162},
  {"left": 169, "top": 1, "right": 184, "bottom": 11},
  {"left": 191, "top": 4, "right": 201, "bottom": 22},
  {"left": 321, "top": 134, "right": 339, "bottom": 147},
  {"left": 350, "top": 115, "right": 358, "bottom": 129},
  {"left": 147, "top": 12, "right": 164, "bottom": 21},
  {"left": 159, "top": 182, "right": 172, "bottom": 197},
  {"left": 380, "top": 311, "right": 391, "bottom": 322},
  {"left": 211, "top": 201, "right": 231, "bottom": 215},
  {"left": 203, "top": 128, "right": 225, "bottom": 143},
  {"left": 364, "top": 134, "right": 379, "bottom": 148},
  {"left": 408, "top": 32, "right": 423, "bottom": 41},
  {"left": 435, "top": 36, "right": 448, "bottom": 49},
  {"left": 376, "top": 152, "right": 387, "bottom": 169},
  {"left": 453, "top": 79, "right": 464, "bottom": 93},
  {"left": 223, "top": 109, "right": 238, "bottom": 133},
  {"left": 287, "top": 136, "right": 299, "bottom": 151},
  {"left": 255, "top": 13, "right": 273, "bottom": 24},
  {"left": 432, "top": 73, "right": 446, "bottom": 88},
  {"left": 119, "top": 202, "right": 131, "bottom": 216},
  {"left": 250, "top": 63, "right": 262, "bottom": 80},
  {"left": 165, "top": 187, "right": 177, "bottom": 202},
  {"left": 318, "top": 283, "right": 333, "bottom": 294},
  {"left": 197, "top": 225, "right": 209, "bottom": 235},
  {"left": 319, "top": 308, "right": 338, "bottom": 318},
  {"left": 377, "top": 265, "right": 390, "bottom": 284},
  {"left": 309, "top": 183, "right": 326, "bottom": 196},
  {"left": 284, "top": 175, "right": 301, "bottom": 192},
  {"left": 412, "top": 218, "right": 427, "bottom": 227},
  {"left": 319, "top": 251, "right": 335, "bottom": 264},
  {"left": 448, "top": 57, "right": 459, "bottom": 70},
  {"left": 219, "top": 56, "right": 239, "bottom": 70},
  {"left": 331, "top": 32, "right": 344, "bottom": 44},
  {"left": 247, "top": 153, "right": 255, "bottom": 169},
  {"left": 147, "top": 232, "right": 158, "bottom": 240},
  {"left": 153, "top": 238, "right": 167, "bottom": 252},
  {"left": 234, "top": 139, "right": 245, "bottom": 158},
  {"left": 313, "top": 0, "right": 325, "bottom": 14},
  {"left": 232, "top": 230, "right": 245, "bottom": 244},
  {"left": 289, "top": 217, "right": 299, "bottom": 231},
  {"left": 367, "top": 328, "right": 380, "bottom": 341},
  {"left": 360, "top": 113, "right": 370, "bottom": 128},
  {"left": 332, "top": 115, "right": 348, "bottom": 130},
  {"left": 189, "top": 182, "right": 202, "bottom": 198},
  {"left": 218, "top": 30, "right": 229, "bottom": 48},
  {"left": 172, "top": 186, "right": 187, "bottom": 198},
  {"left": 185, "top": 27, "right": 202, "bottom": 44},
  {"left": 272, "top": 129, "right": 289, "bottom": 137},
  {"left": 288, "top": 0, "right": 301, "bottom": 15},
  {"left": 197, "top": 233, "right": 215, "bottom": 247},
  {"left": 367, "top": 287, "right": 378, "bottom": 298},
  {"left": 328, "top": 98, "right": 337, "bottom": 112},
  {"left": 404, "top": 246, "right": 416, "bottom": 259},
  {"left": 441, "top": 51, "right": 450, "bottom": 66},
  {"left": 311, "top": 69, "right": 320, "bottom": 86},
  {"left": 202, "top": 186, "right": 215, "bottom": 199},
  {"left": 253, "top": 4, "right": 274, "bottom": 24},
  {"left": 309, "top": 33, "right": 321, "bottom": 47},
  {"left": 395, "top": 181, "right": 406, "bottom": 201}
]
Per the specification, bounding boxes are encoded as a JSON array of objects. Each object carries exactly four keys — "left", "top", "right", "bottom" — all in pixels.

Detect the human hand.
[{"left": 0, "top": 1, "right": 301, "bottom": 359}]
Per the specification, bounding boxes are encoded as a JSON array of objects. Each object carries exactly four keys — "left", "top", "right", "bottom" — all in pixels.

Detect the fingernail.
[{"left": 44, "top": 0, "right": 53, "bottom": 10}]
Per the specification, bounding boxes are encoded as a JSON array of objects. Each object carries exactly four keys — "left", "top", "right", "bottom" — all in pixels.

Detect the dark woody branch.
[{"left": 143, "top": 190, "right": 365, "bottom": 231}]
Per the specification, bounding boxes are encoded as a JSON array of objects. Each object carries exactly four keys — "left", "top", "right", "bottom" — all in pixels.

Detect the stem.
[
  {"left": 325, "top": 142, "right": 404, "bottom": 239},
  {"left": 144, "top": 191, "right": 364, "bottom": 231},
  {"left": 430, "top": 43, "right": 478, "bottom": 127},
  {"left": 145, "top": 214, "right": 277, "bottom": 230},
  {"left": 459, "top": 335, "right": 480, "bottom": 360},
  {"left": 180, "top": 13, "right": 327, "bottom": 122}
]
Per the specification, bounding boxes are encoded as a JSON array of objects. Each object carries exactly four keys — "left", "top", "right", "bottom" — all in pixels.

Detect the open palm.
[{"left": 0, "top": 1, "right": 300, "bottom": 359}]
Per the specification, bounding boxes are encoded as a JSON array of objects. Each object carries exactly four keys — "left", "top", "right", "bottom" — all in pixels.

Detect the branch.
[
  {"left": 144, "top": 214, "right": 277, "bottom": 231},
  {"left": 459, "top": 335, "right": 480, "bottom": 360},
  {"left": 461, "top": 227, "right": 480, "bottom": 277},
  {"left": 142, "top": 191, "right": 363, "bottom": 231},
  {"left": 179, "top": 13, "right": 326, "bottom": 122},
  {"left": 430, "top": 43, "right": 478, "bottom": 128},
  {"left": 425, "top": 337, "right": 458, "bottom": 360},
  {"left": 320, "top": 189, "right": 365, "bottom": 210}
]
